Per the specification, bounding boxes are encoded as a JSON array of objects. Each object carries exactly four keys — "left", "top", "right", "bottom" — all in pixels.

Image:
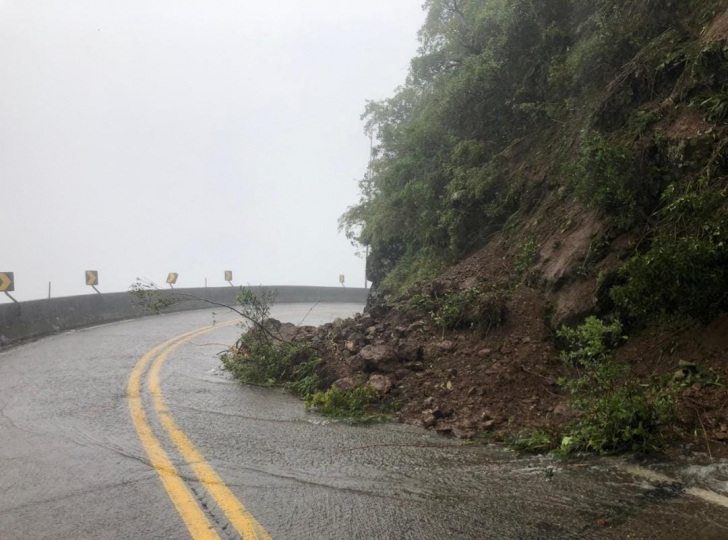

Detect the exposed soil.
[
  {"left": 289, "top": 282, "right": 569, "bottom": 440},
  {"left": 282, "top": 210, "right": 728, "bottom": 453},
  {"left": 278, "top": 22, "right": 728, "bottom": 451},
  {"left": 617, "top": 316, "right": 728, "bottom": 457},
  {"left": 704, "top": 7, "right": 728, "bottom": 42}
]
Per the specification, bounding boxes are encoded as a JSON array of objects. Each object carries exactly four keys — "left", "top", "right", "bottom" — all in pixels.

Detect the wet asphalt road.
[{"left": 1, "top": 303, "right": 727, "bottom": 540}]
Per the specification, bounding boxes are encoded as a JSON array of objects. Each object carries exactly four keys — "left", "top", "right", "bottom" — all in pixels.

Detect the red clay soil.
[
  {"left": 291, "top": 285, "right": 568, "bottom": 440},
  {"left": 284, "top": 229, "right": 728, "bottom": 454},
  {"left": 286, "top": 234, "right": 576, "bottom": 440}
]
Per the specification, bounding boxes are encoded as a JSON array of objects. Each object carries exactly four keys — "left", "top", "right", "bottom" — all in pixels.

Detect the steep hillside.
[{"left": 227, "top": 1, "right": 728, "bottom": 455}]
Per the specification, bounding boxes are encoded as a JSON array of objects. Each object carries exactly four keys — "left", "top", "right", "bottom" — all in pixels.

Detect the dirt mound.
[
  {"left": 290, "top": 217, "right": 728, "bottom": 451},
  {"left": 288, "top": 235, "right": 576, "bottom": 440}
]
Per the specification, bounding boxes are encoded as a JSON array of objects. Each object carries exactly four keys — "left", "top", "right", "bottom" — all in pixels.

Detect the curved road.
[{"left": 1, "top": 304, "right": 727, "bottom": 539}]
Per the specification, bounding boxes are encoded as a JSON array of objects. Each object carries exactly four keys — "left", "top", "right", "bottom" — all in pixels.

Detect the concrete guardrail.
[{"left": 0, "top": 286, "right": 368, "bottom": 349}]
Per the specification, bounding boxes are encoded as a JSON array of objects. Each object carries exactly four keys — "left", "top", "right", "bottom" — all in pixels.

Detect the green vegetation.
[
  {"left": 557, "top": 318, "right": 675, "bottom": 454},
  {"left": 220, "top": 334, "right": 312, "bottom": 388},
  {"left": 304, "top": 385, "right": 385, "bottom": 423},
  {"left": 514, "top": 239, "right": 540, "bottom": 276},
  {"left": 215, "top": 290, "right": 390, "bottom": 423},
  {"left": 338, "top": 0, "right": 728, "bottom": 327},
  {"left": 511, "top": 318, "right": 676, "bottom": 455},
  {"left": 565, "top": 132, "right": 645, "bottom": 230},
  {"left": 509, "top": 431, "right": 556, "bottom": 453},
  {"left": 612, "top": 180, "right": 728, "bottom": 322},
  {"left": 217, "top": 289, "right": 326, "bottom": 393},
  {"left": 411, "top": 286, "right": 507, "bottom": 332},
  {"left": 557, "top": 316, "right": 623, "bottom": 368}
]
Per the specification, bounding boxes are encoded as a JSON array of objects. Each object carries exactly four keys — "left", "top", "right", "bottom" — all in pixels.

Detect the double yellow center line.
[{"left": 127, "top": 322, "right": 273, "bottom": 540}]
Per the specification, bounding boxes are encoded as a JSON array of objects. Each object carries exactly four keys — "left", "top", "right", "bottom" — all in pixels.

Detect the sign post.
[
  {"left": 166, "top": 272, "right": 178, "bottom": 289},
  {"left": 85, "top": 270, "right": 101, "bottom": 294},
  {"left": 0, "top": 272, "right": 17, "bottom": 303},
  {"left": 339, "top": 274, "right": 345, "bottom": 288},
  {"left": 225, "top": 270, "right": 233, "bottom": 286}
]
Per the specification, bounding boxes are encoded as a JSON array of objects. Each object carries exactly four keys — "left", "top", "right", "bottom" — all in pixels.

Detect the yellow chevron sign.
[
  {"left": 166, "top": 272, "right": 178, "bottom": 285},
  {"left": 85, "top": 270, "right": 99, "bottom": 286},
  {"left": 0, "top": 272, "right": 14, "bottom": 292},
  {"left": 339, "top": 274, "right": 345, "bottom": 284},
  {"left": 224, "top": 270, "right": 233, "bottom": 282}
]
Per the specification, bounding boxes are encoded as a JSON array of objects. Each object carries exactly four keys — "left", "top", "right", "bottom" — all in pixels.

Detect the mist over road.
[{"left": 0, "top": 305, "right": 726, "bottom": 539}]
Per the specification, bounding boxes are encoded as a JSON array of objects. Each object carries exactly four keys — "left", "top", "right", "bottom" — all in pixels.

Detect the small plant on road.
[{"left": 305, "top": 384, "right": 384, "bottom": 423}]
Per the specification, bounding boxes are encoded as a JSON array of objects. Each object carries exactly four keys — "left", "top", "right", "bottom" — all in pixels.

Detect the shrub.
[
  {"left": 698, "top": 90, "right": 728, "bottom": 124},
  {"left": 514, "top": 239, "right": 540, "bottom": 276},
  {"left": 557, "top": 318, "right": 675, "bottom": 454},
  {"left": 557, "top": 316, "right": 623, "bottom": 367},
  {"left": 612, "top": 181, "right": 728, "bottom": 322},
  {"left": 220, "top": 333, "right": 300, "bottom": 387},
  {"left": 565, "top": 131, "right": 640, "bottom": 230},
  {"left": 423, "top": 287, "right": 507, "bottom": 332}
]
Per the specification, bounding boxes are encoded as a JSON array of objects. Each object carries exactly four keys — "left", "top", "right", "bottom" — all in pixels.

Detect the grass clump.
[
  {"left": 288, "top": 357, "right": 323, "bottom": 397},
  {"left": 509, "top": 431, "right": 557, "bottom": 453},
  {"left": 304, "top": 385, "right": 384, "bottom": 423}
]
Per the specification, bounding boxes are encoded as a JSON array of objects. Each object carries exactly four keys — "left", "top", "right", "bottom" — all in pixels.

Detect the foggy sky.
[{"left": 0, "top": 0, "right": 424, "bottom": 302}]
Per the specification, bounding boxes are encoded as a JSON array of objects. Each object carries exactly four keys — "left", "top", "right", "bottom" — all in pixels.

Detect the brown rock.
[
  {"left": 332, "top": 377, "right": 356, "bottom": 392},
  {"left": 407, "top": 321, "right": 425, "bottom": 333},
  {"left": 438, "top": 340, "right": 455, "bottom": 352},
  {"left": 477, "top": 348, "right": 493, "bottom": 358},
  {"left": 367, "top": 374, "right": 393, "bottom": 395},
  {"left": 482, "top": 419, "right": 497, "bottom": 430},
  {"left": 452, "top": 428, "right": 472, "bottom": 440},
  {"left": 358, "top": 344, "right": 398, "bottom": 372},
  {"left": 368, "top": 304, "right": 390, "bottom": 319},
  {"left": 397, "top": 341, "right": 424, "bottom": 362},
  {"left": 422, "top": 411, "right": 437, "bottom": 428}
]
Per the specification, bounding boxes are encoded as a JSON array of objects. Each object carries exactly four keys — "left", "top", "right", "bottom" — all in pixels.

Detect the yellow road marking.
[
  {"left": 148, "top": 321, "right": 273, "bottom": 540},
  {"left": 620, "top": 464, "right": 728, "bottom": 508},
  {"left": 127, "top": 327, "right": 221, "bottom": 540},
  {"left": 130, "top": 307, "right": 325, "bottom": 538}
]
